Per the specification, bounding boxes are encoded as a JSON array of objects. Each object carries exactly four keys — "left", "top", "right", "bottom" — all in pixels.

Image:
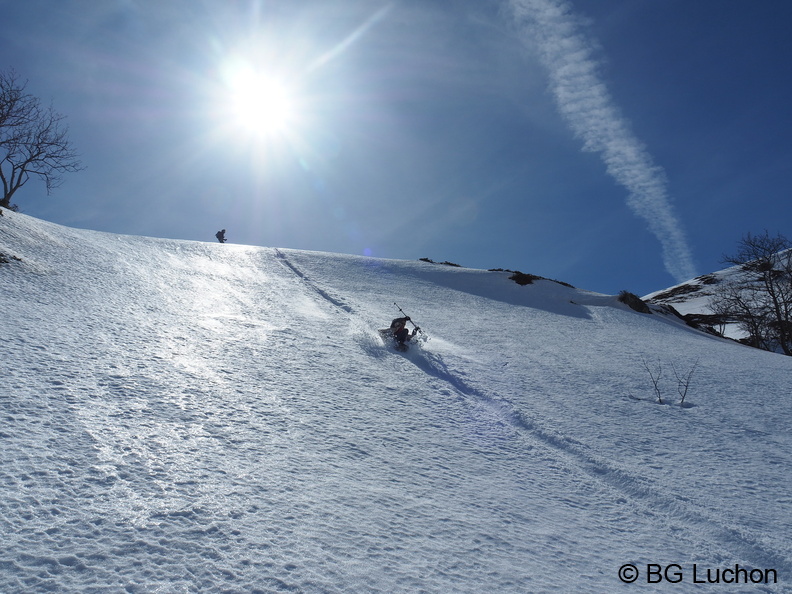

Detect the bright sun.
[{"left": 218, "top": 59, "right": 299, "bottom": 140}]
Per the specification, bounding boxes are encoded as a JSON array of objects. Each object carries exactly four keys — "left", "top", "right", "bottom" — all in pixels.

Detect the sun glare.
[{"left": 219, "top": 60, "right": 299, "bottom": 140}]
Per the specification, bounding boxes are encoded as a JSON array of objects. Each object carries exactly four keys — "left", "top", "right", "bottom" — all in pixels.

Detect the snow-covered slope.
[
  {"left": 2, "top": 212, "right": 791, "bottom": 593},
  {"left": 644, "top": 266, "right": 745, "bottom": 340}
]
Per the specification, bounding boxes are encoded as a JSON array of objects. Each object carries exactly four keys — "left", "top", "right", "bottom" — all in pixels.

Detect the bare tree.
[
  {"left": 641, "top": 357, "right": 663, "bottom": 403},
  {"left": 672, "top": 359, "right": 699, "bottom": 405},
  {"left": 0, "top": 69, "right": 83, "bottom": 210},
  {"left": 711, "top": 232, "right": 792, "bottom": 355}
]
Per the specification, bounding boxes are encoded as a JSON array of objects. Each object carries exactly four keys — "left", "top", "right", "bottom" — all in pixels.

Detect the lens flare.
[{"left": 218, "top": 59, "right": 298, "bottom": 140}]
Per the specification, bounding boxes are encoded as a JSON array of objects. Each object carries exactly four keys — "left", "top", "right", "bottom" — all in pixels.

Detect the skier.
[
  {"left": 379, "top": 305, "right": 423, "bottom": 351},
  {"left": 215, "top": 229, "right": 227, "bottom": 243},
  {"left": 390, "top": 316, "right": 416, "bottom": 350}
]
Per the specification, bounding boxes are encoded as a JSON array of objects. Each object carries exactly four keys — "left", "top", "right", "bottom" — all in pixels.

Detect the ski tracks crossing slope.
[{"left": 273, "top": 249, "right": 791, "bottom": 582}]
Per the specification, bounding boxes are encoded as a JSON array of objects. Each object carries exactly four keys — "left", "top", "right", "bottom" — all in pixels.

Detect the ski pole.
[{"left": 394, "top": 302, "right": 422, "bottom": 334}]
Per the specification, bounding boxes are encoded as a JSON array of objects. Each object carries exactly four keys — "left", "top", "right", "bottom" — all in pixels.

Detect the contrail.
[
  {"left": 508, "top": 0, "right": 696, "bottom": 282},
  {"left": 308, "top": 4, "right": 394, "bottom": 73}
]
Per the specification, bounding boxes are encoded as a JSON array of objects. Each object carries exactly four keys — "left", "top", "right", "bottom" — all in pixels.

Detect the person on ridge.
[{"left": 215, "top": 229, "right": 227, "bottom": 243}]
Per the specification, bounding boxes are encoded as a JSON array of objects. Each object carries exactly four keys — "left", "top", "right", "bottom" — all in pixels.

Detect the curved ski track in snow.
[{"left": 411, "top": 356, "right": 791, "bottom": 578}]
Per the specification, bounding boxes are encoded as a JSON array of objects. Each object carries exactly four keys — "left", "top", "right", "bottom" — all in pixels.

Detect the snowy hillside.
[
  {"left": 2, "top": 212, "right": 791, "bottom": 593},
  {"left": 644, "top": 266, "right": 746, "bottom": 340}
]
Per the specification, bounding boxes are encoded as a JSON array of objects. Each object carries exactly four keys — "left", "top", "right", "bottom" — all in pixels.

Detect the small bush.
[
  {"left": 509, "top": 271, "right": 542, "bottom": 286},
  {"left": 418, "top": 258, "right": 461, "bottom": 267},
  {"left": 618, "top": 290, "right": 652, "bottom": 314}
]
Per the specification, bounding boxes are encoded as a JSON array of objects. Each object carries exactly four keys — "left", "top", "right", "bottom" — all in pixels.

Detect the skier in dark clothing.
[
  {"left": 215, "top": 229, "right": 227, "bottom": 243},
  {"left": 390, "top": 316, "right": 415, "bottom": 349}
]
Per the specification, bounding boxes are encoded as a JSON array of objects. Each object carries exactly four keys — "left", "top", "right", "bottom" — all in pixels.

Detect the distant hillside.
[
  {"left": 643, "top": 269, "right": 736, "bottom": 338},
  {"left": 645, "top": 251, "right": 792, "bottom": 350}
]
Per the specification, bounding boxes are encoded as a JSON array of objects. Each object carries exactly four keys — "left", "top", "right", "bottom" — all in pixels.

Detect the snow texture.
[{"left": 2, "top": 212, "right": 791, "bottom": 592}]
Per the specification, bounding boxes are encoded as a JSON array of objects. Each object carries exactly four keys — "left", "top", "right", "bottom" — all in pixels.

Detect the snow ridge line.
[
  {"left": 415, "top": 353, "right": 791, "bottom": 574},
  {"left": 273, "top": 249, "right": 354, "bottom": 314}
]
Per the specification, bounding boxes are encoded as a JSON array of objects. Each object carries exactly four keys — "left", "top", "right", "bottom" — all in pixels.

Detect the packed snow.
[{"left": 2, "top": 212, "right": 791, "bottom": 592}]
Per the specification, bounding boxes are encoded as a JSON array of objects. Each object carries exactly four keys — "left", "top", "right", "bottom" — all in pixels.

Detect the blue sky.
[{"left": 3, "top": 0, "right": 791, "bottom": 295}]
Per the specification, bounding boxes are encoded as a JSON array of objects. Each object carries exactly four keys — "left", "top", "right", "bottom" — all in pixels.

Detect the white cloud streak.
[
  {"left": 307, "top": 4, "right": 394, "bottom": 73},
  {"left": 508, "top": 0, "right": 696, "bottom": 282}
]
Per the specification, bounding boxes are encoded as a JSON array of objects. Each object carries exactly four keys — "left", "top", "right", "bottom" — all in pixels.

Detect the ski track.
[
  {"left": 416, "top": 358, "right": 791, "bottom": 579},
  {"left": 275, "top": 249, "right": 354, "bottom": 315},
  {"left": 276, "top": 250, "right": 792, "bottom": 580}
]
